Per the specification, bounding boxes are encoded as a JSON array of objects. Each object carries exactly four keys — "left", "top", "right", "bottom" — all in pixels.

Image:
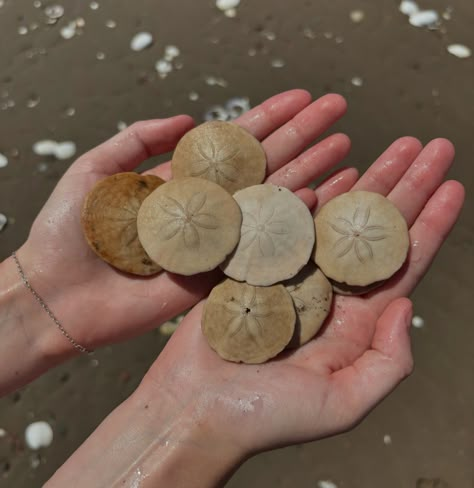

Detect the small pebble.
[
  {"left": 317, "top": 481, "right": 338, "bottom": 488},
  {"left": 33, "top": 0, "right": 42, "bottom": 7},
  {"left": 224, "top": 8, "right": 237, "bottom": 18},
  {"left": 271, "top": 58, "right": 285, "bottom": 68},
  {"left": 30, "top": 454, "right": 41, "bottom": 469},
  {"left": 18, "top": 26, "right": 28, "bottom": 35},
  {"left": 37, "top": 162, "right": 49, "bottom": 173},
  {"left": 164, "top": 45, "right": 180, "bottom": 60},
  {"left": 60, "top": 22, "right": 77, "bottom": 40},
  {"left": 447, "top": 44, "right": 471, "bottom": 59},
  {"left": 351, "top": 76, "right": 364, "bottom": 87},
  {"left": 0, "top": 153, "right": 8, "bottom": 168},
  {"left": 0, "top": 428, "right": 6, "bottom": 437},
  {"left": 44, "top": 4, "right": 64, "bottom": 19},
  {"left": 25, "top": 421, "right": 53, "bottom": 450},
  {"left": 27, "top": 95, "right": 41, "bottom": 108},
  {"left": 54, "top": 141, "right": 76, "bottom": 160},
  {"left": 90, "top": 1, "right": 99, "bottom": 9},
  {"left": 64, "top": 106, "right": 76, "bottom": 117},
  {"left": 350, "top": 9, "right": 365, "bottom": 23},
  {"left": 33, "top": 140, "right": 57, "bottom": 156},
  {"left": 216, "top": 0, "right": 240, "bottom": 11},
  {"left": 409, "top": 10, "right": 439, "bottom": 27},
  {"left": 0, "top": 214, "right": 7, "bottom": 232},
  {"left": 303, "top": 27, "right": 316, "bottom": 39},
  {"left": 96, "top": 51, "right": 106, "bottom": 60},
  {"left": 105, "top": 19, "right": 117, "bottom": 29},
  {"left": 188, "top": 91, "right": 199, "bottom": 101},
  {"left": 383, "top": 434, "right": 392, "bottom": 445},
  {"left": 412, "top": 315, "right": 425, "bottom": 328},
  {"left": 117, "top": 121, "right": 127, "bottom": 131},
  {"left": 155, "top": 59, "right": 173, "bottom": 75},
  {"left": 130, "top": 32, "right": 153, "bottom": 52}
]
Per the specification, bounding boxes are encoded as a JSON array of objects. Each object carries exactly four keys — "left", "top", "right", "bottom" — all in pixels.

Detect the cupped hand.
[
  {"left": 18, "top": 90, "right": 351, "bottom": 354},
  {"left": 143, "top": 137, "right": 464, "bottom": 457}
]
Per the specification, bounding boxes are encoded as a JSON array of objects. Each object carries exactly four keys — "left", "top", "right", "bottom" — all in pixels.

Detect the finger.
[
  {"left": 313, "top": 167, "right": 359, "bottom": 213},
  {"left": 324, "top": 298, "right": 413, "bottom": 431},
  {"left": 387, "top": 138, "right": 455, "bottom": 226},
  {"left": 234, "top": 89, "right": 312, "bottom": 141},
  {"left": 370, "top": 180, "right": 465, "bottom": 313},
  {"left": 294, "top": 188, "right": 318, "bottom": 209},
  {"left": 351, "top": 137, "right": 423, "bottom": 195},
  {"left": 266, "top": 133, "right": 351, "bottom": 191},
  {"left": 144, "top": 161, "right": 172, "bottom": 181},
  {"left": 261, "top": 94, "right": 348, "bottom": 174},
  {"left": 69, "top": 116, "right": 195, "bottom": 176}
]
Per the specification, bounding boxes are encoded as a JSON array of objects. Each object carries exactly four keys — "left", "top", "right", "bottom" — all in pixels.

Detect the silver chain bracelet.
[{"left": 11, "top": 252, "right": 93, "bottom": 355}]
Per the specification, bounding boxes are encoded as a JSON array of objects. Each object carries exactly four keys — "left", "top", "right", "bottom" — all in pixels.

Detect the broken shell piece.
[
  {"left": 330, "top": 278, "right": 385, "bottom": 296},
  {"left": 171, "top": 121, "right": 266, "bottom": 194},
  {"left": 408, "top": 10, "right": 439, "bottom": 27},
  {"left": 399, "top": 0, "right": 419, "bottom": 16},
  {"left": 284, "top": 262, "right": 333, "bottom": 348},
  {"left": 314, "top": 191, "right": 409, "bottom": 287},
  {"left": 130, "top": 32, "right": 153, "bottom": 51},
  {"left": 54, "top": 141, "right": 76, "bottom": 160},
  {"left": 33, "top": 140, "right": 57, "bottom": 156},
  {"left": 25, "top": 421, "right": 53, "bottom": 450},
  {"left": 222, "top": 184, "right": 315, "bottom": 286},
  {"left": 137, "top": 177, "right": 242, "bottom": 275},
  {"left": 0, "top": 153, "right": 7, "bottom": 168},
  {"left": 81, "top": 173, "right": 164, "bottom": 276},
  {"left": 202, "top": 279, "right": 295, "bottom": 364},
  {"left": 447, "top": 44, "right": 472, "bottom": 59}
]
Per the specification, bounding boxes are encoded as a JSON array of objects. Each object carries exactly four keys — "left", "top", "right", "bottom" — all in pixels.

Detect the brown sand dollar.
[
  {"left": 171, "top": 121, "right": 267, "bottom": 193},
  {"left": 202, "top": 279, "right": 296, "bottom": 364},
  {"left": 222, "top": 184, "right": 315, "bottom": 286},
  {"left": 314, "top": 191, "right": 409, "bottom": 286},
  {"left": 81, "top": 172, "right": 164, "bottom": 276},
  {"left": 284, "top": 262, "right": 333, "bottom": 348},
  {"left": 137, "top": 177, "right": 242, "bottom": 275}
]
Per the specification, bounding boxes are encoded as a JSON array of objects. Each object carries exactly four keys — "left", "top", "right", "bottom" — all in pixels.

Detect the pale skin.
[{"left": 0, "top": 90, "right": 464, "bottom": 487}]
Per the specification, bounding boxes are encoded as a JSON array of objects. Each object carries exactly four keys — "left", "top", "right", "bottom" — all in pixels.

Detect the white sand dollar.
[
  {"left": 137, "top": 177, "right": 242, "bottom": 275},
  {"left": 314, "top": 191, "right": 409, "bottom": 286},
  {"left": 222, "top": 184, "right": 315, "bottom": 286}
]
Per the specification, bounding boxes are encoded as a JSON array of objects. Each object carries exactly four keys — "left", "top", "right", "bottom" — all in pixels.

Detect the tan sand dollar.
[
  {"left": 314, "top": 191, "right": 409, "bottom": 286},
  {"left": 222, "top": 184, "right": 315, "bottom": 286},
  {"left": 137, "top": 177, "right": 242, "bottom": 275},
  {"left": 284, "top": 262, "right": 333, "bottom": 348},
  {"left": 202, "top": 279, "right": 296, "bottom": 364},
  {"left": 81, "top": 172, "right": 164, "bottom": 276},
  {"left": 171, "top": 121, "right": 267, "bottom": 193}
]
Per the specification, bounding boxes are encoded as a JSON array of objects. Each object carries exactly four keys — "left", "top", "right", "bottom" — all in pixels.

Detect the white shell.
[
  {"left": 447, "top": 44, "right": 472, "bottom": 59},
  {"left": 408, "top": 10, "right": 439, "bottom": 27},
  {"left": 60, "top": 22, "right": 76, "bottom": 40},
  {"left": 0, "top": 213, "right": 7, "bottom": 232},
  {"left": 412, "top": 315, "right": 425, "bottom": 328},
  {"left": 317, "top": 481, "right": 338, "bottom": 488},
  {"left": 155, "top": 59, "right": 172, "bottom": 75},
  {"left": 33, "top": 140, "right": 57, "bottom": 156},
  {"left": 164, "top": 45, "right": 180, "bottom": 60},
  {"left": 130, "top": 32, "right": 153, "bottom": 52},
  {"left": 399, "top": 0, "right": 419, "bottom": 16},
  {"left": 216, "top": 0, "right": 240, "bottom": 11},
  {"left": 25, "top": 421, "right": 53, "bottom": 450},
  {"left": 350, "top": 9, "right": 365, "bottom": 23},
  {"left": 0, "top": 153, "right": 8, "bottom": 168},
  {"left": 54, "top": 141, "right": 76, "bottom": 160}
]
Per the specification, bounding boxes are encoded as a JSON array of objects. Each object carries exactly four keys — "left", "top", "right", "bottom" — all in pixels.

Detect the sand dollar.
[
  {"left": 221, "top": 184, "right": 315, "bottom": 286},
  {"left": 314, "top": 191, "right": 409, "bottom": 286},
  {"left": 284, "top": 262, "right": 333, "bottom": 348},
  {"left": 202, "top": 279, "right": 296, "bottom": 364},
  {"left": 81, "top": 172, "right": 164, "bottom": 276},
  {"left": 137, "top": 177, "right": 242, "bottom": 275},
  {"left": 171, "top": 121, "right": 267, "bottom": 193}
]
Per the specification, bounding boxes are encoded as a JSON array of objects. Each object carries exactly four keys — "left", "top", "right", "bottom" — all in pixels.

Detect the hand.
[
  {"left": 14, "top": 90, "right": 351, "bottom": 358},
  {"left": 142, "top": 137, "right": 464, "bottom": 459}
]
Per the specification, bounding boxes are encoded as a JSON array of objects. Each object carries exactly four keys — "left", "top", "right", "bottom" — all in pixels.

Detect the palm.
[
  {"left": 146, "top": 132, "right": 464, "bottom": 453},
  {"left": 20, "top": 90, "right": 354, "bottom": 351}
]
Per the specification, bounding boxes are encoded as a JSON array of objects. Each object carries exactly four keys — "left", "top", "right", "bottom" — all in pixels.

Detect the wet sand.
[{"left": 0, "top": 0, "right": 473, "bottom": 486}]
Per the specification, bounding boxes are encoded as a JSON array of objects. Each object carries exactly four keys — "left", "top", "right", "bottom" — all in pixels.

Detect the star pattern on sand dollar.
[
  {"left": 224, "top": 287, "right": 271, "bottom": 340},
  {"left": 158, "top": 193, "right": 219, "bottom": 249},
  {"left": 329, "top": 206, "right": 387, "bottom": 263},
  {"left": 239, "top": 205, "right": 288, "bottom": 257},
  {"left": 190, "top": 139, "right": 239, "bottom": 184}
]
